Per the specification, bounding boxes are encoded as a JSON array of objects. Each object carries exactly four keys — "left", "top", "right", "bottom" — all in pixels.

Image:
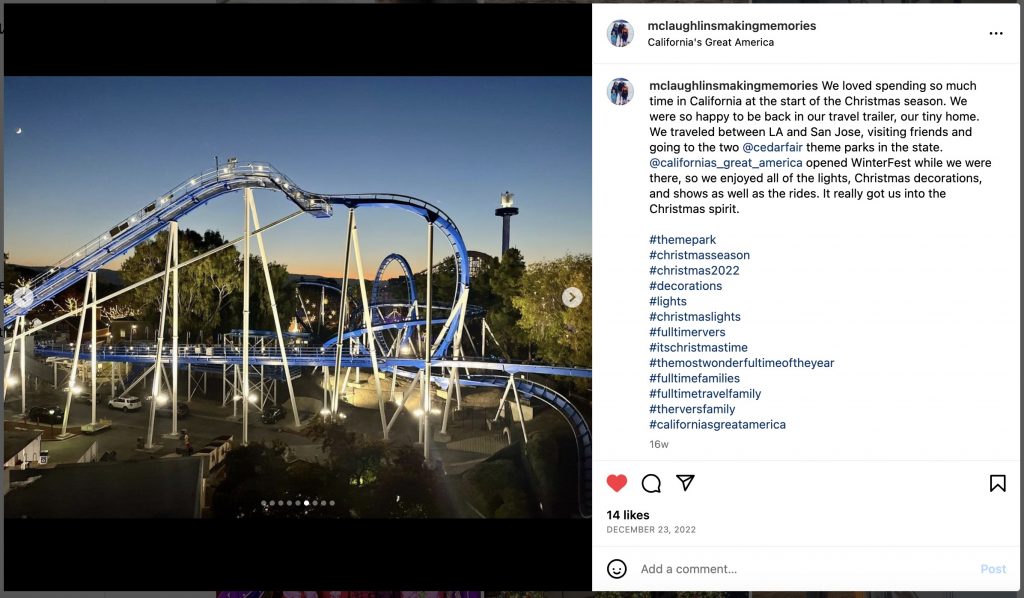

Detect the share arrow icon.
[{"left": 676, "top": 474, "right": 695, "bottom": 491}]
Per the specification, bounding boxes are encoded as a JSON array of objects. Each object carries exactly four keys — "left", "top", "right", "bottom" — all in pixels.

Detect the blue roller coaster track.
[{"left": 4, "top": 161, "right": 592, "bottom": 516}]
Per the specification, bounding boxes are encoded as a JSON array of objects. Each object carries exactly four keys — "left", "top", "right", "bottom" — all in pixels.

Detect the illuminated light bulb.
[{"left": 412, "top": 409, "right": 424, "bottom": 418}]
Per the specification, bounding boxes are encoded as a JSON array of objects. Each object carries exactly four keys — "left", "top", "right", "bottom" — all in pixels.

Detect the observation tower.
[{"left": 494, "top": 191, "right": 519, "bottom": 256}]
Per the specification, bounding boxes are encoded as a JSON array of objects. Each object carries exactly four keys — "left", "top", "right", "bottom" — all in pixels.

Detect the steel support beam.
[
  {"left": 350, "top": 217, "right": 387, "bottom": 439},
  {"left": 146, "top": 225, "right": 175, "bottom": 447},
  {"left": 331, "top": 209, "right": 354, "bottom": 416},
  {"left": 62, "top": 273, "right": 94, "bottom": 435},
  {"left": 242, "top": 195, "right": 251, "bottom": 446},
  {"left": 423, "top": 222, "right": 434, "bottom": 459},
  {"left": 246, "top": 189, "right": 301, "bottom": 428}
]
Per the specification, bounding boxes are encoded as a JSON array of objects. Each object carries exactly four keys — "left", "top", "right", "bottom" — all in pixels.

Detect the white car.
[{"left": 108, "top": 396, "right": 142, "bottom": 412}]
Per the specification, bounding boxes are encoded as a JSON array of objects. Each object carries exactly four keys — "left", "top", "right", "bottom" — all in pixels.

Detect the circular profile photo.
[
  {"left": 608, "top": 20, "right": 633, "bottom": 47},
  {"left": 608, "top": 78, "right": 633, "bottom": 106}
]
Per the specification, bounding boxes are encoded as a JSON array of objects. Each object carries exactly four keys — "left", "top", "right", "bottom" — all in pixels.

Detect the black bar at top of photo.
[
  {"left": 5, "top": 3, "right": 592, "bottom": 76},
  {"left": 7, "top": 518, "right": 591, "bottom": 589}
]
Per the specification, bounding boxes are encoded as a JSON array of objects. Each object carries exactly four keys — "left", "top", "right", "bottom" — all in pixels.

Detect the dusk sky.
[{"left": 4, "top": 77, "right": 591, "bottom": 280}]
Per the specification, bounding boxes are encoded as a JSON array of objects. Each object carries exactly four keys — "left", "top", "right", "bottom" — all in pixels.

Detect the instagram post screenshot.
[{"left": 1, "top": 1, "right": 1019, "bottom": 597}]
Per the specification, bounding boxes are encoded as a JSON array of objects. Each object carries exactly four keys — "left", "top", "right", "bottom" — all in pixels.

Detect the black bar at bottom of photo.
[{"left": 5, "top": 518, "right": 591, "bottom": 590}]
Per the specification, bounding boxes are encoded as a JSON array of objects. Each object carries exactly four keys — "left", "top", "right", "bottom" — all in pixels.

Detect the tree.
[
  {"left": 121, "top": 229, "right": 242, "bottom": 337},
  {"left": 413, "top": 255, "right": 460, "bottom": 311},
  {"left": 211, "top": 440, "right": 340, "bottom": 519},
  {"left": 478, "top": 248, "right": 526, "bottom": 359},
  {"left": 303, "top": 417, "right": 445, "bottom": 517},
  {"left": 238, "top": 257, "right": 298, "bottom": 332},
  {"left": 120, "top": 228, "right": 298, "bottom": 339},
  {"left": 513, "top": 253, "right": 592, "bottom": 368}
]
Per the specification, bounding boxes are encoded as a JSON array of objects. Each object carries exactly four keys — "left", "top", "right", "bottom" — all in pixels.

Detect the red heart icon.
[{"left": 607, "top": 474, "right": 627, "bottom": 492}]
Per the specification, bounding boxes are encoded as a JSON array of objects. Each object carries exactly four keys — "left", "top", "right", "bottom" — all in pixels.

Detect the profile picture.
[
  {"left": 608, "top": 20, "right": 633, "bottom": 47},
  {"left": 607, "top": 78, "right": 633, "bottom": 106}
]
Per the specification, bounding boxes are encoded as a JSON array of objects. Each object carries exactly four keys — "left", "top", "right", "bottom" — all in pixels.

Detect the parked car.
[
  {"left": 155, "top": 402, "right": 190, "bottom": 418},
  {"left": 261, "top": 405, "right": 287, "bottom": 424},
  {"left": 107, "top": 395, "right": 143, "bottom": 412},
  {"left": 28, "top": 405, "right": 64, "bottom": 425}
]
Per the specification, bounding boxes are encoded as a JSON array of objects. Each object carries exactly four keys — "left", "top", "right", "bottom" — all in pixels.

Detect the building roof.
[
  {"left": 4, "top": 457, "right": 202, "bottom": 518},
  {"left": 4, "top": 429, "right": 42, "bottom": 463}
]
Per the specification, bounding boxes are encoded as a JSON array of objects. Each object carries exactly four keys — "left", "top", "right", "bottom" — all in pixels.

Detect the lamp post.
[{"left": 131, "top": 324, "right": 137, "bottom": 343}]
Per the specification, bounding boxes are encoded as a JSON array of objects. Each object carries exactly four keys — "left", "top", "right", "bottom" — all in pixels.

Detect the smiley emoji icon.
[{"left": 607, "top": 558, "right": 627, "bottom": 579}]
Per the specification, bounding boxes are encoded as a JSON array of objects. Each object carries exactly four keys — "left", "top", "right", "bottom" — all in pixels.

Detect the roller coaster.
[{"left": 3, "top": 161, "right": 592, "bottom": 516}]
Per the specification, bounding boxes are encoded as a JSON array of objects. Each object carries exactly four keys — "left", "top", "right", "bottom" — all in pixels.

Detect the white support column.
[
  {"left": 62, "top": 274, "right": 94, "bottom": 436},
  {"left": 510, "top": 376, "right": 528, "bottom": 444},
  {"left": 4, "top": 316, "right": 21, "bottom": 396},
  {"left": 18, "top": 318, "right": 27, "bottom": 415},
  {"left": 440, "top": 367, "right": 454, "bottom": 436},
  {"left": 386, "top": 369, "right": 419, "bottom": 435},
  {"left": 247, "top": 189, "right": 300, "bottom": 428},
  {"left": 171, "top": 221, "right": 180, "bottom": 435},
  {"left": 322, "top": 366, "right": 329, "bottom": 407},
  {"left": 423, "top": 221, "right": 434, "bottom": 459},
  {"left": 338, "top": 367, "right": 352, "bottom": 409},
  {"left": 91, "top": 273, "right": 98, "bottom": 425},
  {"left": 242, "top": 193, "right": 251, "bottom": 446},
  {"left": 448, "top": 289, "right": 470, "bottom": 394},
  {"left": 350, "top": 217, "right": 387, "bottom": 439},
  {"left": 147, "top": 224, "right": 175, "bottom": 448},
  {"left": 493, "top": 376, "right": 514, "bottom": 423},
  {"left": 331, "top": 210, "right": 355, "bottom": 416}
]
